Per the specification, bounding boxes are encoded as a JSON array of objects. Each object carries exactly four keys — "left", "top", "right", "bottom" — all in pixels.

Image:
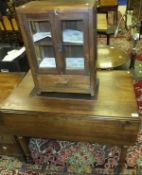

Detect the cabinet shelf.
[
  {"left": 63, "top": 42, "right": 83, "bottom": 46},
  {"left": 34, "top": 39, "right": 53, "bottom": 46},
  {"left": 33, "top": 30, "right": 83, "bottom": 46},
  {"left": 34, "top": 41, "right": 83, "bottom": 46}
]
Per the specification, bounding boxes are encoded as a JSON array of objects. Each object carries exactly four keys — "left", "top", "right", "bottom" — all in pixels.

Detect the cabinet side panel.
[{"left": 88, "top": 6, "right": 97, "bottom": 96}]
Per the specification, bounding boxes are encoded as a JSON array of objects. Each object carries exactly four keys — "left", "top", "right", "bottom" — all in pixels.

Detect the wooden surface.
[
  {"left": 0, "top": 73, "right": 23, "bottom": 103},
  {"left": 97, "top": 14, "right": 108, "bottom": 32},
  {"left": 99, "top": 0, "right": 118, "bottom": 6},
  {"left": 0, "top": 73, "right": 24, "bottom": 158},
  {"left": 16, "top": 0, "right": 96, "bottom": 13},
  {"left": 97, "top": 45, "right": 129, "bottom": 69},
  {"left": 0, "top": 71, "right": 140, "bottom": 172},
  {"left": 0, "top": 71, "right": 140, "bottom": 146},
  {"left": 98, "top": 0, "right": 118, "bottom": 25}
]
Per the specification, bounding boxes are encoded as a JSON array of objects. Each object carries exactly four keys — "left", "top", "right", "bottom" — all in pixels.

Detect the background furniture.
[
  {"left": 0, "top": 46, "right": 29, "bottom": 72},
  {"left": 98, "top": 0, "right": 118, "bottom": 25},
  {"left": 97, "top": 45, "right": 129, "bottom": 69},
  {"left": 0, "top": 14, "right": 22, "bottom": 44},
  {"left": 97, "top": 13, "right": 111, "bottom": 45},
  {"left": 97, "top": 0, "right": 118, "bottom": 45}
]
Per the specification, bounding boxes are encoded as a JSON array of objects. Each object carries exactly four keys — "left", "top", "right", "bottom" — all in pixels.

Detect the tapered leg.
[
  {"left": 117, "top": 145, "right": 128, "bottom": 175},
  {"left": 16, "top": 136, "right": 32, "bottom": 163}
]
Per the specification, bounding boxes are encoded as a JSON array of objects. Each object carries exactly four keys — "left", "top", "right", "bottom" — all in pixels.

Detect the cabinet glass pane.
[
  {"left": 62, "top": 20, "right": 84, "bottom": 44},
  {"left": 64, "top": 46, "right": 84, "bottom": 70},
  {"left": 29, "top": 21, "right": 52, "bottom": 43},
  {"left": 34, "top": 46, "right": 56, "bottom": 68},
  {"left": 29, "top": 21, "right": 56, "bottom": 69},
  {"left": 62, "top": 20, "right": 85, "bottom": 70}
]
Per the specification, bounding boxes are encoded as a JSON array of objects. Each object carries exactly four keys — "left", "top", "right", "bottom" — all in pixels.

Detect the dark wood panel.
[
  {"left": 0, "top": 112, "right": 139, "bottom": 146},
  {"left": 37, "top": 74, "right": 90, "bottom": 93}
]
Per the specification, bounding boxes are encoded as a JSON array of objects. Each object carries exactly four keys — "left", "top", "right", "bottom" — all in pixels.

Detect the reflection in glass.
[
  {"left": 62, "top": 20, "right": 84, "bottom": 44},
  {"left": 62, "top": 20, "right": 85, "bottom": 70},
  {"left": 29, "top": 21, "right": 52, "bottom": 43},
  {"left": 29, "top": 21, "right": 56, "bottom": 69},
  {"left": 34, "top": 46, "right": 56, "bottom": 68},
  {"left": 66, "top": 57, "right": 84, "bottom": 70},
  {"left": 64, "top": 46, "right": 85, "bottom": 70}
]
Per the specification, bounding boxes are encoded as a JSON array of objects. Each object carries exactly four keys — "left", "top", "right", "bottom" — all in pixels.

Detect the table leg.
[
  {"left": 118, "top": 145, "right": 128, "bottom": 175},
  {"left": 16, "top": 136, "right": 32, "bottom": 163}
]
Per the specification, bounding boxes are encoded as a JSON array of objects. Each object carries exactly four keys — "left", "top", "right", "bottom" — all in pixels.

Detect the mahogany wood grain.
[
  {"left": 0, "top": 71, "right": 139, "bottom": 146},
  {"left": 37, "top": 74, "right": 90, "bottom": 93},
  {"left": 0, "top": 72, "right": 23, "bottom": 103},
  {"left": 0, "top": 71, "right": 140, "bottom": 173}
]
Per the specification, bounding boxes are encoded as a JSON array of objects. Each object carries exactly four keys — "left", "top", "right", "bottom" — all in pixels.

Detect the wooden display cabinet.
[{"left": 16, "top": 0, "right": 97, "bottom": 96}]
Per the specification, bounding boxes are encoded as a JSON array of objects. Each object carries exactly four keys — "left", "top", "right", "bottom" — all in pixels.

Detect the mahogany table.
[{"left": 0, "top": 70, "right": 140, "bottom": 173}]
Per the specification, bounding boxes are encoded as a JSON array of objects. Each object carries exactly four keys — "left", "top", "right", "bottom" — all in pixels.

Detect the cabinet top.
[{"left": 16, "top": 0, "right": 96, "bottom": 14}]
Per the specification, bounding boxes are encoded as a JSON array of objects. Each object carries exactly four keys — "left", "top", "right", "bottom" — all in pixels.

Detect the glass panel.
[
  {"left": 62, "top": 20, "right": 85, "bottom": 70},
  {"left": 64, "top": 46, "right": 84, "bottom": 70},
  {"left": 29, "top": 21, "right": 56, "bottom": 69},
  {"left": 62, "top": 20, "right": 84, "bottom": 44},
  {"left": 29, "top": 21, "right": 52, "bottom": 43},
  {"left": 34, "top": 46, "right": 56, "bottom": 68}
]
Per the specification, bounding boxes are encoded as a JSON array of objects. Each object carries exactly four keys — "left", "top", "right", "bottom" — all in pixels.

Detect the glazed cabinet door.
[
  {"left": 21, "top": 13, "right": 58, "bottom": 74},
  {"left": 54, "top": 10, "right": 90, "bottom": 75}
]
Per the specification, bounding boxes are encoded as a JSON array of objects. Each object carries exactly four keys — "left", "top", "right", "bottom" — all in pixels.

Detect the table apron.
[{"left": 0, "top": 112, "right": 139, "bottom": 145}]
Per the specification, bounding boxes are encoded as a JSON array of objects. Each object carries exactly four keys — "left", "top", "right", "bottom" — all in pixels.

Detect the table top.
[
  {"left": 97, "top": 45, "right": 129, "bottom": 69},
  {"left": 0, "top": 72, "right": 23, "bottom": 104},
  {"left": 0, "top": 71, "right": 140, "bottom": 145},
  {"left": 0, "top": 71, "right": 139, "bottom": 120}
]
